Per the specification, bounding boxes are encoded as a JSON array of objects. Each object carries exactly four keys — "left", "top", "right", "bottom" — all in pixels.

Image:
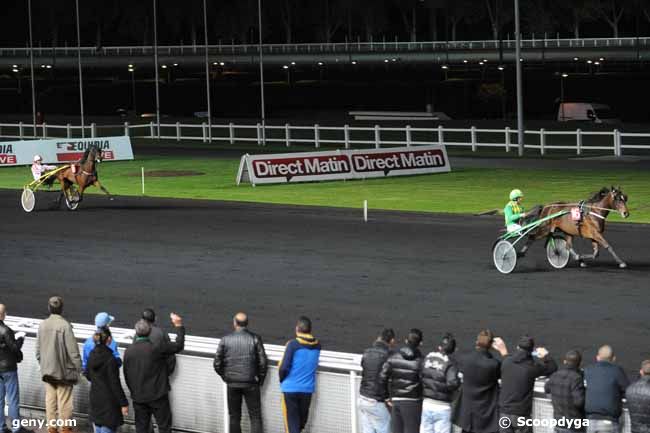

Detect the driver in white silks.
[{"left": 31, "top": 154, "right": 57, "bottom": 181}]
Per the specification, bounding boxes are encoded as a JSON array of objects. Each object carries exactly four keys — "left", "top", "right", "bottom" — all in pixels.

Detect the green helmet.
[{"left": 509, "top": 189, "right": 524, "bottom": 201}]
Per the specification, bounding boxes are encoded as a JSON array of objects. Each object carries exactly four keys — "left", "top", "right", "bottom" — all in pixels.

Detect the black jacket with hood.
[
  {"left": 379, "top": 344, "right": 423, "bottom": 399},
  {"left": 87, "top": 344, "right": 129, "bottom": 430}
]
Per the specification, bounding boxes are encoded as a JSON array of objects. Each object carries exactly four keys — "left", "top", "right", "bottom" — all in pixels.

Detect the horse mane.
[
  {"left": 79, "top": 148, "right": 91, "bottom": 163},
  {"left": 586, "top": 187, "right": 610, "bottom": 203}
]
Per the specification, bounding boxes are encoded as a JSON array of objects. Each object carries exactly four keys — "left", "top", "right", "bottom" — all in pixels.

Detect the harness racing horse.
[
  {"left": 522, "top": 187, "right": 630, "bottom": 268},
  {"left": 53, "top": 145, "right": 112, "bottom": 205}
]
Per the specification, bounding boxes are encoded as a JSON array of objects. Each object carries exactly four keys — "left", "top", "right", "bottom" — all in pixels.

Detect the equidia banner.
[
  {"left": 236, "top": 145, "right": 451, "bottom": 185},
  {"left": 0, "top": 136, "right": 134, "bottom": 166}
]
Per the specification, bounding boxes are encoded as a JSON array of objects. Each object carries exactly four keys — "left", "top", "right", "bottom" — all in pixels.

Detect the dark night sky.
[{"left": 1, "top": 0, "right": 649, "bottom": 47}]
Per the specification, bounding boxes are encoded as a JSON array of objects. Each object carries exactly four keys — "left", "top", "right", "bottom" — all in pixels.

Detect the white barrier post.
[
  {"left": 350, "top": 371, "right": 358, "bottom": 433},
  {"left": 67, "top": 124, "right": 72, "bottom": 138},
  {"left": 223, "top": 382, "right": 230, "bottom": 433},
  {"left": 344, "top": 124, "right": 350, "bottom": 149},
  {"left": 124, "top": 122, "right": 129, "bottom": 137},
  {"left": 91, "top": 123, "right": 97, "bottom": 138},
  {"left": 576, "top": 129, "right": 582, "bottom": 155},
  {"left": 471, "top": 126, "right": 477, "bottom": 152},
  {"left": 285, "top": 124, "right": 291, "bottom": 147},
  {"left": 202, "top": 123, "right": 207, "bottom": 143},
  {"left": 141, "top": 167, "right": 145, "bottom": 195},
  {"left": 437, "top": 125, "right": 444, "bottom": 145},
  {"left": 374, "top": 125, "right": 380, "bottom": 149},
  {"left": 229, "top": 123, "right": 235, "bottom": 145},
  {"left": 42, "top": 122, "right": 47, "bottom": 138},
  {"left": 256, "top": 123, "right": 262, "bottom": 145},
  {"left": 19, "top": 121, "right": 24, "bottom": 140},
  {"left": 614, "top": 129, "right": 622, "bottom": 156},
  {"left": 363, "top": 200, "right": 368, "bottom": 222},
  {"left": 315, "top": 124, "right": 320, "bottom": 148},
  {"left": 150, "top": 122, "right": 155, "bottom": 138},
  {"left": 505, "top": 127, "right": 511, "bottom": 152},
  {"left": 540, "top": 128, "right": 546, "bottom": 155},
  {"left": 406, "top": 125, "right": 412, "bottom": 147},
  {"left": 176, "top": 122, "right": 181, "bottom": 142}
]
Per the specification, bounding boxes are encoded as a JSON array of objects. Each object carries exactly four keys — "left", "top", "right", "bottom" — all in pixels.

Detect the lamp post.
[
  {"left": 153, "top": 0, "right": 161, "bottom": 138},
  {"left": 514, "top": 0, "right": 524, "bottom": 156},
  {"left": 128, "top": 66, "right": 137, "bottom": 114},
  {"left": 75, "top": 0, "right": 85, "bottom": 137},
  {"left": 560, "top": 73, "right": 568, "bottom": 120},
  {"left": 258, "top": 0, "right": 266, "bottom": 145},
  {"left": 203, "top": 0, "right": 212, "bottom": 142},
  {"left": 27, "top": 0, "right": 37, "bottom": 135}
]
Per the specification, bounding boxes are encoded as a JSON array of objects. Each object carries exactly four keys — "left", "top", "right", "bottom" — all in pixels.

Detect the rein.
[{"left": 541, "top": 202, "right": 619, "bottom": 213}]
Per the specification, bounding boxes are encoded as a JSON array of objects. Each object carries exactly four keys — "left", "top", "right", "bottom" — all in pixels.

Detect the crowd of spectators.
[{"left": 0, "top": 297, "right": 649, "bottom": 433}]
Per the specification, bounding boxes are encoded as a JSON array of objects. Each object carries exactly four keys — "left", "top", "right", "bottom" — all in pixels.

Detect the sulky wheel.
[{"left": 493, "top": 239, "right": 517, "bottom": 274}]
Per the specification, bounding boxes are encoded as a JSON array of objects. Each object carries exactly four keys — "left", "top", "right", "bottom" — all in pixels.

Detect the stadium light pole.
[
  {"left": 258, "top": 0, "right": 266, "bottom": 145},
  {"left": 203, "top": 0, "right": 212, "bottom": 142},
  {"left": 514, "top": 0, "right": 524, "bottom": 156},
  {"left": 27, "top": 0, "right": 37, "bottom": 137},
  {"left": 153, "top": 0, "right": 161, "bottom": 138},
  {"left": 75, "top": 0, "right": 86, "bottom": 138}
]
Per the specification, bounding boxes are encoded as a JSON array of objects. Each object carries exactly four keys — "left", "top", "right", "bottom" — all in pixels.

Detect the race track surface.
[{"left": 1, "top": 189, "right": 648, "bottom": 373}]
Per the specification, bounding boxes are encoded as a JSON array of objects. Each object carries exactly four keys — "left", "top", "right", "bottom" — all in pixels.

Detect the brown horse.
[
  {"left": 521, "top": 186, "right": 630, "bottom": 268},
  {"left": 54, "top": 145, "right": 112, "bottom": 205}
]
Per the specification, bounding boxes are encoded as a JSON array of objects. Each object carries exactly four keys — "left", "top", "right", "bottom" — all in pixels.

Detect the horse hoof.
[
  {"left": 579, "top": 262, "right": 588, "bottom": 268},
  {"left": 619, "top": 263, "right": 627, "bottom": 269}
]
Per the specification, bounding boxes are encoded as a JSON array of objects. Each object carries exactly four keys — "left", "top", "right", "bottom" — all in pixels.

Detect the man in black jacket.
[
  {"left": 213, "top": 312, "right": 268, "bottom": 433},
  {"left": 584, "top": 345, "right": 629, "bottom": 433},
  {"left": 358, "top": 328, "right": 395, "bottom": 433},
  {"left": 124, "top": 313, "right": 186, "bottom": 433},
  {"left": 420, "top": 333, "right": 460, "bottom": 433},
  {"left": 141, "top": 308, "right": 176, "bottom": 376},
  {"left": 544, "top": 350, "right": 586, "bottom": 433},
  {"left": 453, "top": 330, "right": 508, "bottom": 433},
  {"left": 0, "top": 304, "right": 33, "bottom": 433},
  {"left": 379, "top": 328, "right": 424, "bottom": 433},
  {"left": 626, "top": 360, "right": 650, "bottom": 433},
  {"left": 499, "top": 336, "right": 558, "bottom": 433}
]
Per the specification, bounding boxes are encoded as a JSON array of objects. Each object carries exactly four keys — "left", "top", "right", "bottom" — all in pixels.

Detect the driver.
[
  {"left": 504, "top": 189, "right": 529, "bottom": 233},
  {"left": 31, "top": 154, "right": 56, "bottom": 181}
]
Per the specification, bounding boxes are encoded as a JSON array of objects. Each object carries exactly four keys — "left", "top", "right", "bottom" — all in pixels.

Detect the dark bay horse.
[
  {"left": 523, "top": 187, "right": 630, "bottom": 268},
  {"left": 54, "top": 145, "right": 112, "bottom": 204}
]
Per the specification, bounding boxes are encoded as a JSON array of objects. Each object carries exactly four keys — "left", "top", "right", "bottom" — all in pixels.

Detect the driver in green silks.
[{"left": 504, "top": 189, "right": 528, "bottom": 233}]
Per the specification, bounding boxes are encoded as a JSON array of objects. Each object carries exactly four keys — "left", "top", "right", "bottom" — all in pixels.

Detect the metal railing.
[
  {"left": 2, "top": 121, "right": 650, "bottom": 157},
  {"left": 1, "top": 37, "right": 649, "bottom": 57}
]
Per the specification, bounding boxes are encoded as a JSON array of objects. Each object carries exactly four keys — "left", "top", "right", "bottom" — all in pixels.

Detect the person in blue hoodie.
[
  {"left": 279, "top": 316, "right": 321, "bottom": 433},
  {"left": 83, "top": 312, "right": 121, "bottom": 375}
]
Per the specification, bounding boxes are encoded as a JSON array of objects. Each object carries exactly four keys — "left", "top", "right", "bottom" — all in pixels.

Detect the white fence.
[
  {"left": 4, "top": 316, "right": 633, "bottom": 433},
  {"left": 2, "top": 121, "right": 650, "bottom": 156}
]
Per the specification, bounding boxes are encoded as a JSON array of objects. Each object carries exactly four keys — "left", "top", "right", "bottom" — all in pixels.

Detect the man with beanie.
[
  {"left": 141, "top": 308, "right": 176, "bottom": 376},
  {"left": 545, "top": 350, "right": 586, "bottom": 433},
  {"left": 36, "top": 296, "right": 81, "bottom": 433},
  {"left": 82, "top": 312, "right": 121, "bottom": 375},
  {"left": 499, "top": 336, "right": 557, "bottom": 433},
  {"left": 626, "top": 360, "right": 650, "bottom": 433},
  {"left": 379, "top": 328, "right": 424, "bottom": 433},
  {"left": 453, "top": 330, "right": 507, "bottom": 433},
  {"left": 420, "top": 333, "right": 460, "bottom": 433},
  {"left": 123, "top": 313, "right": 186, "bottom": 433},
  {"left": 584, "top": 346, "right": 629, "bottom": 433},
  {"left": 359, "top": 328, "right": 396, "bottom": 433},
  {"left": 279, "top": 316, "right": 321, "bottom": 433}
]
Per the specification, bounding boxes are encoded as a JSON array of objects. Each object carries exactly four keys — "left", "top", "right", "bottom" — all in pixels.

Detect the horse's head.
[
  {"left": 609, "top": 186, "right": 629, "bottom": 219},
  {"left": 90, "top": 145, "right": 104, "bottom": 163}
]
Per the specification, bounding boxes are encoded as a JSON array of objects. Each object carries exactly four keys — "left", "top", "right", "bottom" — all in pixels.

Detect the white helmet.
[{"left": 33, "top": 154, "right": 42, "bottom": 162}]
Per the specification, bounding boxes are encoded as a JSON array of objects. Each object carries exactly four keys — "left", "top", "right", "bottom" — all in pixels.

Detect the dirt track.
[{"left": 1, "top": 188, "right": 648, "bottom": 373}]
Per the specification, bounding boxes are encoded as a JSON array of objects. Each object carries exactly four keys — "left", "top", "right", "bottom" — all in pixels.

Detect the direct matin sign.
[{"left": 236, "top": 145, "right": 451, "bottom": 185}]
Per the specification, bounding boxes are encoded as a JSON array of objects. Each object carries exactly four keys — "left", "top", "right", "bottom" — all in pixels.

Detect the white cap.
[{"left": 33, "top": 154, "right": 42, "bottom": 162}]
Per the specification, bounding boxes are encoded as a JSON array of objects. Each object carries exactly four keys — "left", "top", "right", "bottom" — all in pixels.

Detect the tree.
[
  {"left": 521, "top": 0, "right": 564, "bottom": 37},
  {"left": 445, "top": 0, "right": 479, "bottom": 41},
  {"left": 484, "top": 0, "right": 513, "bottom": 40},
  {"left": 393, "top": 0, "right": 421, "bottom": 42},
  {"left": 595, "top": 0, "right": 629, "bottom": 37}
]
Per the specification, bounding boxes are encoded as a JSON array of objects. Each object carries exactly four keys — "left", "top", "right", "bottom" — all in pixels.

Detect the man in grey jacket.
[{"left": 35, "top": 296, "right": 81, "bottom": 433}]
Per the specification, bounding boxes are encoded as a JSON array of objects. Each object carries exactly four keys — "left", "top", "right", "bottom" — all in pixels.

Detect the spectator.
[
  {"left": 499, "top": 336, "right": 558, "bottom": 433},
  {"left": 453, "top": 330, "right": 508, "bottom": 433},
  {"left": 82, "top": 312, "right": 121, "bottom": 374},
  {"left": 213, "top": 312, "right": 268, "bottom": 433},
  {"left": 420, "top": 333, "right": 460, "bottom": 433},
  {"left": 624, "top": 360, "right": 650, "bottom": 433},
  {"left": 584, "top": 345, "right": 629, "bottom": 433},
  {"left": 379, "top": 328, "right": 424, "bottom": 433},
  {"left": 86, "top": 328, "right": 129, "bottom": 433},
  {"left": 0, "top": 304, "right": 34, "bottom": 433},
  {"left": 544, "top": 350, "right": 586, "bottom": 433},
  {"left": 358, "top": 328, "right": 396, "bottom": 433},
  {"left": 123, "top": 313, "right": 186, "bottom": 433},
  {"left": 35, "top": 296, "right": 81, "bottom": 433},
  {"left": 141, "top": 308, "right": 176, "bottom": 376},
  {"left": 279, "top": 316, "right": 321, "bottom": 433}
]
